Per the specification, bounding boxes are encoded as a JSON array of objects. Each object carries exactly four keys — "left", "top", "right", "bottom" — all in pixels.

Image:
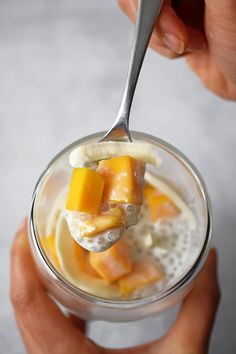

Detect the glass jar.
[{"left": 28, "top": 131, "right": 211, "bottom": 322}]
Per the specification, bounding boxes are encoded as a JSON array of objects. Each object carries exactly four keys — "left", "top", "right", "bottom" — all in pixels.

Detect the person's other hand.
[
  {"left": 10, "top": 220, "right": 220, "bottom": 354},
  {"left": 118, "top": 0, "right": 236, "bottom": 100}
]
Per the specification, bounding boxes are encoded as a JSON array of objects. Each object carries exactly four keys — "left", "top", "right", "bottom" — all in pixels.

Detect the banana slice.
[
  {"left": 69, "top": 141, "right": 161, "bottom": 167},
  {"left": 55, "top": 211, "right": 121, "bottom": 298},
  {"left": 45, "top": 187, "right": 68, "bottom": 236}
]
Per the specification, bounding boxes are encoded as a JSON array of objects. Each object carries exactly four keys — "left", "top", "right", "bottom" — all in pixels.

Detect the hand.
[
  {"left": 118, "top": 0, "right": 236, "bottom": 100},
  {"left": 10, "top": 220, "right": 220, "bottom": 354}
]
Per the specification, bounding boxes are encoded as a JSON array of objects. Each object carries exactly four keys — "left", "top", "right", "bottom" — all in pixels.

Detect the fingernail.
[
  {"left": 150, "top": 42, "right": 179, "bottom": 59},
  {"left": 162, "top": 33, "right": 185, "bottom": 55}
]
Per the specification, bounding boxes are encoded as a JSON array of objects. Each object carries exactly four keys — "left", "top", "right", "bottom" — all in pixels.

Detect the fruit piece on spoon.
[
  {"left": 64, "top": 156, "right": 144, "bottom": 252},
  {"left": 66, "top": 167, "right": 104, "bottom": 214},
  {"left": 64, "top": 145, "right": 160, "bottom": 252},
  {"left": 97, "top": 155, "right": 145, "bottom": 205}
]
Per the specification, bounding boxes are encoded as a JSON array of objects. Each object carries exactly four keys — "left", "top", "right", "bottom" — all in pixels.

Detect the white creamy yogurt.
[{"left": 43, "top": 174, "right": 197, "bottom": 299}]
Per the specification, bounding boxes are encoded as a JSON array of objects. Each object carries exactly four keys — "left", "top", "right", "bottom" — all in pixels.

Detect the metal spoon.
[
  {"left": 101, "top": 0, "right": 164, "bottom": 142},
  {"left": 67, "top": 0, "right": 165, "bottom": 252}
]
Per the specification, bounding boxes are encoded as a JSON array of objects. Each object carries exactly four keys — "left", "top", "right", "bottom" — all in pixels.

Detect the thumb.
[{"left": 169, "top": 249, "right": 220, "bottom": 352}]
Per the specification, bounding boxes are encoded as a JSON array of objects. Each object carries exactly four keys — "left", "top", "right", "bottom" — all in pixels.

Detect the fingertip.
[
  {"left": 118, "top": 0, "right": 136, "bottom": 23},
  {"left": 206, "top": 248, "right": 220, "bottom": 302},
  {"left": 118, "top": 0, "right": 189, "bottom": 57},
  {"left": 149, "top": 40, "right": 180, "bottom": 59},
  {"left": 14, "top": 218, "right": 29, "bottom": 251},
  {"left": 193, "top": 247, "right": 220, "bottom": 301},
  {"left": 155, "top": 3, "right": 189, "bottom": 54},
  {"left": 162, "top": 33, "right": 185, "bottom": 55},
  {"left": 208, "top": 247, "right": 218, "bottom": 264},
  {"left": 16, "top": 218, "right": 27, "bottom": 236}
]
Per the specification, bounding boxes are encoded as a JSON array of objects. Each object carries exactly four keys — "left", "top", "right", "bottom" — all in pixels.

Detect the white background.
[{"left": 1, "top": 1, "right": 236, "bottom": 353}]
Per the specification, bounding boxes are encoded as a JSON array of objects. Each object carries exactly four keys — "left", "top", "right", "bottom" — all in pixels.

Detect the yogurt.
[{"left": 42, "top": 172, "right": 197, "bottom": 299}]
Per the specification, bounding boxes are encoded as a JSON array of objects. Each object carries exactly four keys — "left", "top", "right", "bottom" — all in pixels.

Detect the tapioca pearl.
[
  {"left": 97, "top": 237, "right": 105, "bottom": 244},
  {"left": 160, "top": 252, "right": 168, "bottom": 259},
  {"left": 107, "top": 231, "right": 117, "bottom": 241},
  {"left": 168, "top": 258, "right": 175, "bottom": 265},
  {"left": 126, "top": 204, "right": 135, "bottom": 213}
]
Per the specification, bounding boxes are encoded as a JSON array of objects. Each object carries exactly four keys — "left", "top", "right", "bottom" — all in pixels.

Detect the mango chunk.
[
  {"left": 144, "top": 183, "right": 180, "bottom": 221},
  {"left": 80, "top": 215, "right": 123, "bottom": 238},
  {"left": 118, "top": 259, "right": 163, "bottom": 296},
  {"left": 89, "top": 239, "right": 132, "bottom": 282},
  {"left": 66, "top": 168, "right": 104, "bottom": 214},
  {"left": 40, "top": 235, "right": 60, "bottom": 270},
  {"left": 74, "top": 241, "right": 100, "bottom": 278},
  {"left": 97, "top": 156, "right": 144, "bottom": 205},
  {"left": 80, "top": 207, "right": 125, "bottom": 237}
]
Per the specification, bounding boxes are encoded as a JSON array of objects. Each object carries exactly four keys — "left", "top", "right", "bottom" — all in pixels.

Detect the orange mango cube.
[
  {"left": 89, "top": 239, "right": 132, "bottom": 283},
  {"left": 66, "top": 168, "right": 104, "bottom": 215},
  {"left": 74, "top": 242, "right": 100, "bottom": 278},
  {"left": 80, "top": 206, "right": 125, "bottom": 237},
  {"left": 97, "top": 156, "right": 144, "bottom": 205},
  {"left": 118, "top": 259, "right": 163, "bottom": 296},
  {"left": 144, "top": 183, "right": 180, "bottom": 221},
  {"left": 80, "top": 214, "right": 124, "bottom": 238}
]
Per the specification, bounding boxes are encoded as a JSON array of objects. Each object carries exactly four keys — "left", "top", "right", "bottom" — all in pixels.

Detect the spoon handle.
[{"left": 107, "top": 0, "right": 164, "bottom": 140}]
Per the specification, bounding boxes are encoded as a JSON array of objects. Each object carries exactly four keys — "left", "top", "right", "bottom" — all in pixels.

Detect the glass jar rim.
[{"left": 29, "top": 131, "right": 212, "bottom": 309}]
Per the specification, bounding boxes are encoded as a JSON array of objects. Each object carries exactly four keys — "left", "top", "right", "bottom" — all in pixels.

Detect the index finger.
[{"left": 10, "top": 220, "right": 86, "bottom": 351}]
